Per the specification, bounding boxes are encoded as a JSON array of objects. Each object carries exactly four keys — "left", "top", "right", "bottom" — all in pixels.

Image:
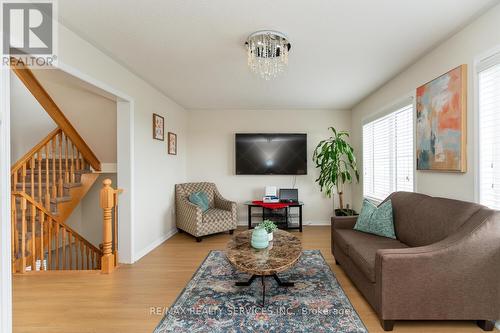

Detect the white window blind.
[
  {"left": 479, "top": 57, "right": 500, "bottom": 210},
  {"left": 363, "top": 104, "right": 414, "bottom": 201}
]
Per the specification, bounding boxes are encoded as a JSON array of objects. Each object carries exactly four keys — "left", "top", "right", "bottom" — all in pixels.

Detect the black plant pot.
[{"left": 334, "top": 208, "right": 358, "bottom": 217}]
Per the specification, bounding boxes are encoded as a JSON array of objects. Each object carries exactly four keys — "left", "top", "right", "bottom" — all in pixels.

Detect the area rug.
[{"left": 153, "top": 250, "right": 367, "bottom": 333}]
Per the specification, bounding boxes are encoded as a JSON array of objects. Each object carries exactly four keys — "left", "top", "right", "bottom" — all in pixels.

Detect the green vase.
[{"left": 251, "top": 226, "right": 269, "bottom": 249}]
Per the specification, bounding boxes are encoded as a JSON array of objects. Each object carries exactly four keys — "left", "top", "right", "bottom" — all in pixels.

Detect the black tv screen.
[{"left": 235, "top": 133, "right": 307, "bottom": 175}]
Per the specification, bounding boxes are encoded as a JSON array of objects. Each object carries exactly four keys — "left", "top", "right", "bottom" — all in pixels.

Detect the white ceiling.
[{"left": 58, "top": 0, "right": 499, "bottom": 110}]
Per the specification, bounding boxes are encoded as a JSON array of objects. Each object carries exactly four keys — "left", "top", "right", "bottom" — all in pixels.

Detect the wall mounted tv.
[{"left": 235, "top": 133, "right": 307, "bottom": 175}]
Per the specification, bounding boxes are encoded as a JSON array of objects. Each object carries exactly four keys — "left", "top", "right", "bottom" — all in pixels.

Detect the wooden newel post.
[{"left": 100, "top": 179, "right": 114, "bottom": 273}]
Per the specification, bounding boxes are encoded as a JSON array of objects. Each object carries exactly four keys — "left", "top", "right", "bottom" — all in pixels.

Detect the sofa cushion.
[
  {"left": 385, "top": 192, "right": 483, "bottom": 247},
  {"left": 334, "top": 229, "right": 408, "bottom": 282},
  {"left": 203, "top": 208, "right": 232, "bottom": 224},
  {"left": 354, "top": 199, "right": 396, "bottom": 239}
]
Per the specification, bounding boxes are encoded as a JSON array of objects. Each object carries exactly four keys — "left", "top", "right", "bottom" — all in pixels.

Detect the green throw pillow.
[
  {"left": 188, "top": 191, "right": 209, "bottom": 212},
  {"left": 354, "top": 199, "right": 396, "bottom": 239}
]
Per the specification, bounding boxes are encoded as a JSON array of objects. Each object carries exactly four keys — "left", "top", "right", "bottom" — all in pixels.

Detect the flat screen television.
[{"left": 235, "top": 133, "right": 307, "bottom": 175}]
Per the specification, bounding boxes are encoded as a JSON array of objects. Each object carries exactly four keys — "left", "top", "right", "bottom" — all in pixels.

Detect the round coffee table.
[{"left": 226, "top": 229, "right": 302, "bottom": 305}]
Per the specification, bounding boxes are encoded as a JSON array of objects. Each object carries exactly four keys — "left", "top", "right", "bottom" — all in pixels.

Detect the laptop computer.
[{"left": 279, "top": 188, "right": 298, "bottom": 203}]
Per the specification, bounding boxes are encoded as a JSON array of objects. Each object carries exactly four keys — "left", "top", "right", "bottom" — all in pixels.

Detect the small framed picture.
[
  {"left": 153, "top": 113, "right": 164, "bottom": 141},
  {"left": 168, "top": 132, "right": 177, "bottom": 155}
]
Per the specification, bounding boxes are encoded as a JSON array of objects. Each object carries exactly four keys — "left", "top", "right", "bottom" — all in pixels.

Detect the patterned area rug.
[{"left": 154, "top": 250, "right": 367, "bottom": 333}]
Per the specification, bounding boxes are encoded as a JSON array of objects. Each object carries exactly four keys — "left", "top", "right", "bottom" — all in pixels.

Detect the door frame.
[{"left": 47, "top": 61, "right": 136, "bottom": 264}]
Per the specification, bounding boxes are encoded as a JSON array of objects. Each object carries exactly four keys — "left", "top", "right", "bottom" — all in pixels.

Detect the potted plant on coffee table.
[
  {"left": 260, "top": 220, "right": 277, "bottom": 241},
  {"left": 313, "top": 127, "right": 359, "bottom": 216}
]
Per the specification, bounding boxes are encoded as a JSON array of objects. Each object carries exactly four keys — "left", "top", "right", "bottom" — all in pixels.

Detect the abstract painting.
[{"left": 416, "top": 65, "right": 467, "bottom": 172}]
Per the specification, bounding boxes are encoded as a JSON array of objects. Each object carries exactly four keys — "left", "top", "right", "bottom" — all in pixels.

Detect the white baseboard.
[
  {"left": 133, "top": 228, "right": 178, "bottom": 262},
  {"left": 237, "top": 220, "right": 330, "bottom": 226}
]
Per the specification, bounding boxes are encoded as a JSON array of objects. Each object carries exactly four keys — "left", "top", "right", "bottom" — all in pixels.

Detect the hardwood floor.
[{"left": 13, "top": 226, "right": 488, "bottom": 333}]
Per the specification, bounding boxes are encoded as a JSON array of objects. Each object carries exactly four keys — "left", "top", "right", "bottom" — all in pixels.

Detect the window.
[
  {"left": 363, "top": 104, "right": 414, "bottom": 201},
  {"left": 479, "top": 53, "right": 500, "bottom": 210}
]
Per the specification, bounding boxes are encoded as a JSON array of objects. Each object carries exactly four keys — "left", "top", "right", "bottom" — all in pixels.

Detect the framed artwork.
[
  {"left": 153, "top": 113, "right": 164, "bottom": 141},
  {"left": 168, "top": 132, "right": 177, "bottom": 155},
  {"left": 416, "top": 64, "right": 467, "bottom": 172}
]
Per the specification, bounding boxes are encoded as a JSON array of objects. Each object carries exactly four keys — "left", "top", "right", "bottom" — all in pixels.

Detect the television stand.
[{"left": 244, "top": 201, "right": 303, "bottom": 232}]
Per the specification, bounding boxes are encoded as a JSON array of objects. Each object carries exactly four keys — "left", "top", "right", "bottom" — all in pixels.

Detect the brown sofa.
[{"left": 331, "top": 191, "right": 500, "bottom": 331}]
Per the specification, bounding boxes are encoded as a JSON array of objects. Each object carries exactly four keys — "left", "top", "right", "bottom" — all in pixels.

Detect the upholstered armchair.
[{"left": 175, "top": 182, "right": 237, "bottom": 242}]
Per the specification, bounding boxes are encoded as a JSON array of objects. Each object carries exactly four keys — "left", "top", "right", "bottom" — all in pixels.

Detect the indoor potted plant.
[
  {"left": 313, "top": 127, "right": 359, "bottom": 216},
  {"left": 260, "top": 220, "right": 277, "bottom": 241}
]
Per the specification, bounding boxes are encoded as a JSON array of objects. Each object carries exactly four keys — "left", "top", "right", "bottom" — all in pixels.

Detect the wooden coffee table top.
[{"left": 225, "top": 229, "right": 302, "bottom": 276}]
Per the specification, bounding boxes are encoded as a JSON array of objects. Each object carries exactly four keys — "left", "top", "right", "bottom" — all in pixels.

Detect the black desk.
[{"left": 244, "top": 201, "right": 303, "bottom": 232}]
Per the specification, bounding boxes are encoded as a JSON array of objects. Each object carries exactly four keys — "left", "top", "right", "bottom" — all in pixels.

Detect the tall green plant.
[{"left": 312, "top": 127, "right": 359, "bottom": 210}]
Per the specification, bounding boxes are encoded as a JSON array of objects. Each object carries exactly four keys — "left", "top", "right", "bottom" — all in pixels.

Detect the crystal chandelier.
[{"left": 245, "top": 30, "right": 291, "bottom": 80}]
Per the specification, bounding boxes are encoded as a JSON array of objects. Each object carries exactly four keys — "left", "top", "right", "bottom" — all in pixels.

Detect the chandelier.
[{"left": 245, "top": 30, "right": 291, "bottom": 80}]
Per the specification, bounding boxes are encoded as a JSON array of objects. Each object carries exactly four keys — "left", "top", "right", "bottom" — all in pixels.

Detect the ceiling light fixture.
[{"left": 245, "top": 30, "right": 291, "bottom": 80}]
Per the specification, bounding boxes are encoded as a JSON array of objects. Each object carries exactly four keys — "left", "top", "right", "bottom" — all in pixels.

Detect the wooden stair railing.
[
  {"left": 11, "top": 191, "right": 102, "bottom": 273},
  {"left": 11, "top": 179, "right": 122, "bottom": 273},
  {"left": 10, "top": 60, "right": 101, "bottom": 171},
  {"left": 11, "top": 127, "right": 93, "bottom": 215}
]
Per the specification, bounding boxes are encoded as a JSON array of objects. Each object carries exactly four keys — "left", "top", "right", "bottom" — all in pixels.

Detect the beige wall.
[
  {"left": 187, "top": 109, "right": 352, "bottom": 224},
  {"left": 351, "top": 3, "right": 500, "bottom": 210}
]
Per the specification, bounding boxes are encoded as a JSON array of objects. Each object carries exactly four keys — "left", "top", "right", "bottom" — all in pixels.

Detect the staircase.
[{"left": 10, "top": 60, "right": 120, "bottom": 274}]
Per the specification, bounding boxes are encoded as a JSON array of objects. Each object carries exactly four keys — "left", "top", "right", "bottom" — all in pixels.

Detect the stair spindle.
[
  {"left": 22, "top": 164, "right": 26, "bottom": 193},
  {"left": 76, "top": 150, "right": 81, "bottom": 171},
  {"left": 20, "top": 197, "right": 27, "bottom": 273},
  {"left": 64, "top": 133, "right": 69, "bottom": 183},
  {"left": 44, "top": 144, "right": 50, "bottom": 210},
  {"left": 87, "top": 247, "right": 91, "bottom": 270},
  {"left": 39, "top": 210, "right": 44, "bottom": 271},
  {"left": 75, "top": 238, "right": 79, "bottom": 269},
  {"left": 30, "top": 157, "right": 35, "bottom": 201},
  {"left": 37, "top": 151, "right": 42, "bottom": 204},
  {"left": 31, "top": 204, "right": 36, "bottom": 269},
  {"left": 55, "top": 224, "right": 59, "bottom": 270},
  {"left": 12, "top": 170, "right": 18, "bottom": 194},
  {"left": 70, "top": 143, "right": 75, "bottom": 183},
  {"left": 69, "top": 232, "right": 73, "bottom": 270},
  {"left": 58, "top": 133, "right": 63, "bottom": 197},
  {"left": 51, "top": 136, "right": 57, "bottom": 199},
  {"left": 62, "top": 227, "right": 66, "bottom": 269},
  {"left": 47, "top": 216, "right": 52, "bottom": 270},
  {"left": 80, "top": 241, "right": 84, "bottom": 269}
]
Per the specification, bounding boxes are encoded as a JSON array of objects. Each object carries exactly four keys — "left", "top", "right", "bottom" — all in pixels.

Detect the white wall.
[
  {"left": 33, "top": 69, "right": 118, "bottom": 163},
  {"left": 187, "top": 109, "right": 352, "bottom": 225},
  {"left": 351, "top": 3, "right": 500, "bottom": 210},
  {"left": 56, "top": 23, "right": 188, "bottom": 261},
  {"left": 10, "top": 74, "right": 56, "bottom": 162}
]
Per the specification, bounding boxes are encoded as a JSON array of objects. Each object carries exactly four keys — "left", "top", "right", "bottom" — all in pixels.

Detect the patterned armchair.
[{"left": 175, "top": 182, "right": 237, "bottom": 242}]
